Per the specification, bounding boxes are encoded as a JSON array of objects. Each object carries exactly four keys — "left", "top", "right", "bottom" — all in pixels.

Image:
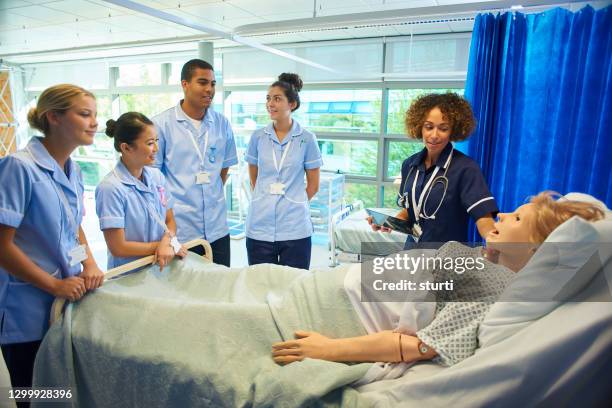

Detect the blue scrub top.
[
  {"left": 152, "top": 101, "right": 238, "bottom": 243},
  {"left": 245, "top": 121, "right": 323, "bottom": 242},
  {"left": 95, "top": 160, "right": 175, "bottom": 269},
  {"left": 397, "top": 142, "right": 498, "bottom": 243},
  {"left": 0, "top": 137, "right": 84, "bottom": 344}
]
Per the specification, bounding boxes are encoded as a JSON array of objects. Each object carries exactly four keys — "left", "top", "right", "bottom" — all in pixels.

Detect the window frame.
[{"left": 18, "top": 34, "right": 467, "bottom": 205}]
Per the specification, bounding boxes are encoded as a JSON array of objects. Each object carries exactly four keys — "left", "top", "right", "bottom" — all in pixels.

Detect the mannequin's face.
[
  {"left": 487, "top": 203, "right": 537, "bottom": 244},
  {"left": 486, "top": 203, "right": 540, "bottom": 267}
]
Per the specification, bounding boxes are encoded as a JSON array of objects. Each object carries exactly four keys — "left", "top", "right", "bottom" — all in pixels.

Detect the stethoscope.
[{"left": 397, "top": 148, "right": 454, "bottom": 223}]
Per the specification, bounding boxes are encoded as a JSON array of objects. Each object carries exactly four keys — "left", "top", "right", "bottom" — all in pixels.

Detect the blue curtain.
[{"left": 465, "top": 5, "right": 611, "bottom": 240}]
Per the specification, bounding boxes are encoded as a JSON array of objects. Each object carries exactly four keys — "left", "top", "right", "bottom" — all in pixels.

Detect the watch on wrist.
[{"left": 417, "top": 340, "right": 430, "bottom": 355}]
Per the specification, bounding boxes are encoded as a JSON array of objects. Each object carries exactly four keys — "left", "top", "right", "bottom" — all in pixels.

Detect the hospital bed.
[
  {"left": 329, "top": 201, "right": 408, "bottom": 266},
  {"left": 49, "top": 238, "right": 213, "bottom": 324},
  {"left": 33, "top": 197, "right": 612, "bottom": 407}
]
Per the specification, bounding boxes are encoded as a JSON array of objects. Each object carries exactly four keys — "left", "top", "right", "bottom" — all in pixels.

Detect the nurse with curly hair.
[{"left": 370, "top": 93, "right": 498, "bottom": 244}]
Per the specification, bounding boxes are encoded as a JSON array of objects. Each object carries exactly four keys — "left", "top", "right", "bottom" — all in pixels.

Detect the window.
[
  {"left": 25, "top": 63, "right": 109, "bottom": 91},
  {"left": 296, "top": 90, "right": 381, "bottom": 134},
  {"left": 96, "top": 95, "right": 113, "bottom": 126},
  {"left": 116, "top": 63, "right": 162, "bottom": 87},
  {"left": 224, "top": 90, "right": 268, "bottom": 158},
  {"left": 344, "top": 183, "right": 377, "bottom": 208},
  {"left": 118, "top": 93, "right": 183, "bottom": 118},
  {"left": 386, "top": 140, "right": 424, "bottom": 179},
  {"left": 318, "top": 139, "right": 378, "bottom": 177},
  {"left": 222, "top": 39, "right": 383, "bottom": 84},
  {"left": 71, "top": 95, "right": 117, "bottom": 188},
  {"left": 226, "top": 89, "right": 381, "bottom": 136},
  {"left": 169, "top": 61, "right": 184, "bottom": 85},
  {"left": 14, "top": 34, "right": 467, "bottom": 249},
  {"left": 383, "top": 184, "right": 401, "bottom": 208},
  {"left": 385, "top": 35, "right": 471, "bottom": 79}
]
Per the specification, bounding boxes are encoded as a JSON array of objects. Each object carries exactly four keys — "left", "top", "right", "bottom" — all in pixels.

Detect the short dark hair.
[
  {"left": 181, "top": 59, "right": 214, "bottom": 82},
  {"left": 105, "top": 112, "right": 154, "bottom": 152},
  {"left": 270, "top": 73, "right": 303, "bottom": 112}
]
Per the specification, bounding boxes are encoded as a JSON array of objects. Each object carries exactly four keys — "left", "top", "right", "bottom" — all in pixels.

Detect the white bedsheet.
[{"left": 335, "top": 209, "right": 407, "bottom": 254}]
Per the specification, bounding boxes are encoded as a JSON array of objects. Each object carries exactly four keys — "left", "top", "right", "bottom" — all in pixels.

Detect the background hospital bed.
[{"left": 329, "top": 201, "right": 408, "bottom": 266}]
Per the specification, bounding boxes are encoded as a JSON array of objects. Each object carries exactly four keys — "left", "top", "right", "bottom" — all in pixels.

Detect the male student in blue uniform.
[{"left": 153, "top": 59, "right": 237, "bottom": 267}]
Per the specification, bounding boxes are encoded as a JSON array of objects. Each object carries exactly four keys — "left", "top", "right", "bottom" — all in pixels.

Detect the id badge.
[
  {"left": 170, "top": 236, "right": 182, "bottom": 254},
  {"left": 269, "top": 182, "right": 286, "bottom": 195},
  {"left": 68, "top": 244, "right": 88, "bottom": 266},
  {"left": 196, "top": 171, "right": 211, "bottom": 184}
]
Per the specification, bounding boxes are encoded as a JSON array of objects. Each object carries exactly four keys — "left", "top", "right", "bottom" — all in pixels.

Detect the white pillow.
[
  {"left": 564, "top": 192, "right": 612, "bottom": 219},
  {"left": 479, "top": 193, "right": 612, "bottom": 348}
]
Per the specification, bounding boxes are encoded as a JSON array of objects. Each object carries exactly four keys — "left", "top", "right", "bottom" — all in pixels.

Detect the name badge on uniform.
[
  {"left": 269, "top": 182, "right": 286, "bottom": 195},
  {"left": 68, "top": 244, "right": 88, "bottom": 266},
  {"left": 170, "top": 236, "right": 182, "bottom": 254},
  {"left": 196, "top": 171, "right": 211, "bottom": 184}
]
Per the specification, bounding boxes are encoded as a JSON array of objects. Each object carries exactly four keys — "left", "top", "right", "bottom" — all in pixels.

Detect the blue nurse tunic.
[{"left": 397, "top": 142, "right": 498, "bottom": 243}]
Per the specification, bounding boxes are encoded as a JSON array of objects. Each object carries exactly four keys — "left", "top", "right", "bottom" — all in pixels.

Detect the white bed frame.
[
  {"left": 49, "top": 238, "right": 213, "bottom": 324},
  {"left": 329, "top": 200, "right": 364, "bottom": 267}
]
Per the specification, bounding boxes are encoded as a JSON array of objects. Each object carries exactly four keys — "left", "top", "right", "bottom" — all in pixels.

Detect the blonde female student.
[
  {"left": 0, "top": 84, "right": 104, "bottom": 392},
  {"left": 96, "top": 112, "right": 187, "bottom": 270}
]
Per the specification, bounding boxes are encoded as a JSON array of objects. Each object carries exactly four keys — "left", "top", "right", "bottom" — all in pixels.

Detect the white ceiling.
[{"left": 0, "top": 0, "right": 602, "bottom": 63}]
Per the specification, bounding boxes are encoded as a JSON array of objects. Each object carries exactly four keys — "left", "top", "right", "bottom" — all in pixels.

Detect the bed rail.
[
  {"left": 329, "top": 200, "right": 364, "bottom": 266},
  {"left": 49, "top": 238, "right": 213, "bottom": 324}
]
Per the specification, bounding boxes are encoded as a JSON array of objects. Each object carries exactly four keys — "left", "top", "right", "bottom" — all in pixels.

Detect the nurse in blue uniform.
[
  {"left": 245, "top": 73, "right": 322, "bottom": 269},
  {"left": 370, "top": 93, "right": 497, "bottom": 244},
  {"left": 96, "top": 112, "right": 187, "bottom": 271},
  {"left": 152, "top": 59, "right": 238, "bottom": 267},
  {"left": 0, "top": 84, "right": 104, "bottom": 393}
]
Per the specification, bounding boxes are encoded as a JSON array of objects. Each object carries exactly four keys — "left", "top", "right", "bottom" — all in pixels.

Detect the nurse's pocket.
[
  {"left": 247, "top": 195, "right": 271, "bottom": 228},
  {"left": 3, "top": 280, "right": 54, "bottom": 339}
]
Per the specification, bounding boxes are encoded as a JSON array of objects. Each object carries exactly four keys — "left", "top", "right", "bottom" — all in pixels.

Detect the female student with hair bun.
[
  {"left": 0, "top": 84, "right": 104, "bottom": 393},
  {"left": 95, "top": 112, "right": 187, "bottom": 270},
  {"left": 245, "top": 73, "right": 323, "bottom": 269}
]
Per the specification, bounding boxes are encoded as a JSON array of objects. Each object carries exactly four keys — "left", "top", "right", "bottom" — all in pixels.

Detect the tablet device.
[{"left": 366, "top": 208, "right": 412, "bottom": 235}]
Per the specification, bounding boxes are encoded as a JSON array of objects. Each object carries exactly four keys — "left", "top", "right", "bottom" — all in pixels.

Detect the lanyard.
[
  {"left": 271, "top": 138, "right": 293, "bottom": 174},
  {"left": 411, "top": 150, "right": 453, "bottom": 224},
  {"left": 187, "top": 129, "right": 209, "bottom": 164},
  {"left": 27, "top": 147, "right": 80, "bottom": 243},
  {"left": 113, "top": 169, "right": 170, "bottom": 235}
]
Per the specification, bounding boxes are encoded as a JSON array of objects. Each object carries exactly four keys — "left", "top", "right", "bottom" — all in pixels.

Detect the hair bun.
[
  {"left": 27, "top": 108, "right": 43, "bottom": 132},
  {"left": 278, "top": 73, "right": 303, "bottom": 92},
  {"left": 105, "top": 119, "right": 117, "bottom": 137}
]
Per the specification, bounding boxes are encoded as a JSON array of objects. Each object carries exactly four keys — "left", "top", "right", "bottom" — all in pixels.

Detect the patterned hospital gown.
[{"left": 416, "top": 241, "right": 515, "bottom": 366}]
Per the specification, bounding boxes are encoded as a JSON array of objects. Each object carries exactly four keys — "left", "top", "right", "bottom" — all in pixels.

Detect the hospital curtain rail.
[{"left": 464, "top": 5, "right": 612, "bottom": 242}]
